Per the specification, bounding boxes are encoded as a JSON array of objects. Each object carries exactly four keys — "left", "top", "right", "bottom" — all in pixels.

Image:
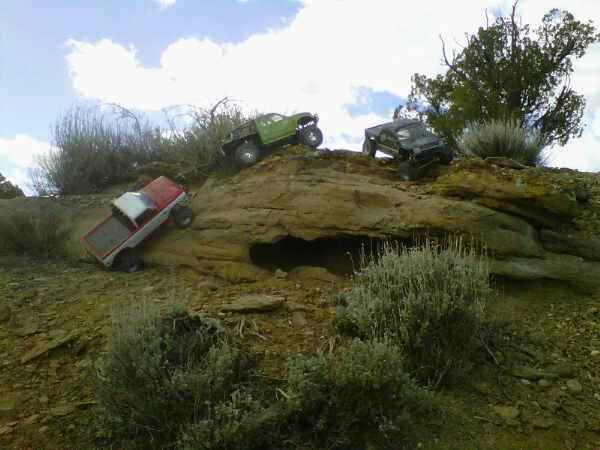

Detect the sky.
[{"left": 1, "top": 0, "right": 599, "bottom": 194}]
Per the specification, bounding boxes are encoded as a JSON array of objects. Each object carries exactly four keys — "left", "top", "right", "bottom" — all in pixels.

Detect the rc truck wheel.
[
  {"left": 438, "top": 152, "right": 454, "bottom": 165},
  {"left": 117, "top": 249, "right": 142, "bottom": 273},
  {"left": 397, "top": 161, "right": 418, "bottom": 182},
  {"left": 173, "top": 206, "right": 193, "bottom": 228},
  {"left": 299, "top": 126, "right": 323, "bottom": 148},
  {"left": 362, "top": 138, "right": 376, "bottom": 157},
  {"left": 234, "top": 143, "right": 262, "bottom": 167}
]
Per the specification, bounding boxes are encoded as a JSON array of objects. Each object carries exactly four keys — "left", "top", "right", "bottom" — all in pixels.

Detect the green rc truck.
[
  {"left": 362, "top": 119, "right": 453, "bottom": 181},
  {"left": 221, "top": 112, "right": 323, "bottom": 167}
]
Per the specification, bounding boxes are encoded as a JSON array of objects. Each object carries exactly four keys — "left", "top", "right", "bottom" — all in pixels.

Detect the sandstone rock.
[
  {"left": 531, "top": 417, "right": 553, "bottom": 429},
  {"left": 291, "top": 311, "right": 308, "bottom": 327},
  {"left": 491, "top": 254, "right": 600, "bottom": 291},
  {"left": 493, "top": 405, "right": 520, "bottom": 420},
  {"left": 0, "top": 304, "right": 11, "bottom": 323},
  {"left": 485, "top": 157, "right": 529, "bottom": 170},
  {"left": 511, "top": 366, "right": 558, "bottom": 381},
  {"left": 50, "top": 404, "right": 75, "bottom": 417},
  {"left": 21, "top": 332, "right": 78, "bottom": 364},
  {"left": 274, "top": 269, "right": 288, "bottom": 279},
  {"left": 8, "top": 147, "right": 600, "bottom": 289},
  {"left": 220, "top": 294, "right": 284, "bottom": 313},
  {"left": 540, "top": 229, "right": 600, "bottom": 261},
  {"left": 0, "top": 394, "right": 19, "bottom": 419},
  {"left": 289, "top": 266, "right": 342, "bottom": 283},
  {"left": 566, "top": 379, "right": 583, "bottom": 393}
]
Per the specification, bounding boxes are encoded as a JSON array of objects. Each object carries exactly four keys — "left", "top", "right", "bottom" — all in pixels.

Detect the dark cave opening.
[{"left": 249, "top": 235, "right": 407, "bottom": 276}]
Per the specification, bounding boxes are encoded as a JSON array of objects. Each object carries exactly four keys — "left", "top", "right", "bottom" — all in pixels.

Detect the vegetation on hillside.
[
  {"left": 407, "top": 1, "right": 600, "bottom": 150},
  {"left": 458, "top": 119, "right": 546, "bottom": 166},
  {"left": 338, "top": 239, "right": 494, "bottom": 387},
  {"left": 30, "top": 100, "right": 253, "bottom": 196},
  {"left": 0, "top": 204, "right": 70, "bottom": 257}
]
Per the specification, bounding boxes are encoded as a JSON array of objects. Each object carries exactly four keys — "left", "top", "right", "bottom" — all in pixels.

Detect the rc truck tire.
[
  {"left": 173, "top": 206, "right": 193, "bottom": 228},
  {"left": 117, "top": 249, "right": 142, "bottom": 273},
  {"left": 362, "top": 138, "right": 376, "bottom": 157},
  {"left": 299, "top": 126, "right": 323, "bottom": 148},
  {"left": 234, "top": 143, "right": 262, "bottom": 167},
  {"left": 438, "top": 152, "right": 454, "bottom": 165},
  {"left": 397, "top": 161, "right": 418, "bottom": 182}
]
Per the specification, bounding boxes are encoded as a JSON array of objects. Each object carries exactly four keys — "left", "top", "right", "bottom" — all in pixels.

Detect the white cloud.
[
  {"left": 154, "top": 0, "right": 176, "bottom": 10},
  {"left": 65, "top": 0, "right": 600, "bottom": 168},
  {"left": 0, "top": 134, "right": 52, "bottom": 194}
]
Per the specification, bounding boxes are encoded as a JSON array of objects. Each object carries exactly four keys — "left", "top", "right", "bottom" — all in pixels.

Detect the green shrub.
[
  {"left": 162, "top": 99, "right": 254, "bottom": 175},
  {"left": 177, "top": 390, "right": 283, "bottom": 450},
  {"left": 31, "top": 105, "right": 163, "bottom": 195},
  {"left": 458, "top": 119, "right": 545, "bottom": 166},
  {"left": 342, "top": 239, "right": 493, "bottom": 387},
  {"left": 285, "top": 340, "right": 431, "bottom": 450},
  {"left": 0, "top": 205, "right": 70, "bottom": 257},
  {"left": 96, "top": 305, "right": 247, "bottom": 449}
]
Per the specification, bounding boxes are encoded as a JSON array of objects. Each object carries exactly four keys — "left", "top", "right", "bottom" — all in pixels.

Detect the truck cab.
[{"left": 81, "top": 176, "right": 192, "bottom": 272}]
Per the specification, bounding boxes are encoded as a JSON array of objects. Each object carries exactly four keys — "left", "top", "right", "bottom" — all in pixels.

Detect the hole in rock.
[{"left": 249, "top": 235, "right": 406, "bottom": 276}]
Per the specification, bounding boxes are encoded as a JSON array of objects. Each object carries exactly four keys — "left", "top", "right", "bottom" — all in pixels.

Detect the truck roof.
[{"left": 140, "top": 176, "right": 184, "bottom": 211}]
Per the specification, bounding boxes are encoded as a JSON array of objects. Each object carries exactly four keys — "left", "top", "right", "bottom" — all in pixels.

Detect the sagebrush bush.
[
  {"left": 284, "top": 340, "right": 431, "bottom": 450},
  {"left": 96, "top": 305, "right": 247, "bottom": 449},
  {"left": 31, "top": 101, "right": 255, "bottom": 195},
  {"left": 0, "top": 205, "right": 70, "bottom": 257},
  {"left": 458, "top": 119, "right": 545, "bottom": 166},
  {"left": 177, "top": 390, "right": 283, "bottom": 450},
  {"left": 342, "top": 239, "right": 493, "bottom": 387},
  {"left": 31, "top": 105, "right": 163, "bottom": 195},
  {"left": 162, "top": 100, "right": 254, "bottom": 175}
]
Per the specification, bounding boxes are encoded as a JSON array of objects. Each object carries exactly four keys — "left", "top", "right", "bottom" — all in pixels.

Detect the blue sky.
[{"left": 1, "top": 0, "right": 599, "bottom": 193}]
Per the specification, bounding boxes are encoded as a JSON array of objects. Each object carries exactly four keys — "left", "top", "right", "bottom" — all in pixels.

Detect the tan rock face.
[
  {"left": 137, "top": 149, "right": 600, "bottom": 289},
  {"left": 5, "top": 147, "right": 599, "bottom": 289}
]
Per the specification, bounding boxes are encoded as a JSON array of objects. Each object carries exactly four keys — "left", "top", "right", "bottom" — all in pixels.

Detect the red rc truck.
[{"left": 81, "top": 176, "right": 192, "bottom": 272}]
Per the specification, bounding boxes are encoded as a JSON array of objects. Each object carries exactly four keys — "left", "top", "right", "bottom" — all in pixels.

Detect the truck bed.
[{"left": 83, "top": 214, "right": 135, "bottom": 258}]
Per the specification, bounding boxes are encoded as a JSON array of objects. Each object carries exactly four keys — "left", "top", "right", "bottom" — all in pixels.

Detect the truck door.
[{"left": 256, "top": 113, "right": 293, "bottom": 144}]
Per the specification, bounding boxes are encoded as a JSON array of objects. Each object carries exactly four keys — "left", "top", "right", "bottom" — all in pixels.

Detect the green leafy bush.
[
  {"left": 342, "top": 239, "right": 493, "bottom": 387},
  {"left": 458, "top": 119, "right": 545, "bottom": 166},
  {"left": 0, "top": 205, "right": 70, "bottom": 257},
  {"left": 96, "top": 305, "right": 247, "bottom": 449},
  {"left": 285, "top": 340, "right": 431, "bottom": 450}
]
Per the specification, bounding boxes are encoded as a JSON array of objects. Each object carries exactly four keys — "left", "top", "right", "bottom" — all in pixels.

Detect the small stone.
[
  {"left": 531, "top": 417, "right": 553, "bottom": 429},
  {"left": 13, "top": 322, "right": 39, "bottom": 337},
  {"left": 511, "top": 366, "right": 557, "bottom": 381},
  {"left": 50, "top": 404, "right": 75, "bottom": 417},
  {"left": 220, "top": 295, "right": 284, "bottom": 313},
  {"left": 0, "top": 396, "right": 18, "bottom": 418},
  {"left": 591, "top": 350, "right": 599, "bottom": 357},
  {"left": 538, "top": 379, "right": 551, "bottom": 388},
  {"left": 521, "top": 379, "right": 531, "bottom": 385},
  {"left": 493, "top": 405, "right": 520, "bottom": 420},
  {"left": 594, "top": 393, "right": 600, "bottom": 401},
  {"left": 291, "top": 311, "right": 308, "bottom": 327},
  {"left": 38, "top": 425, "right": 49, "bottom": 433},
  {"left": 274, "top": 269, "right": 288, "bottom": 280},
  {"left": 566, "top": 379, "right": 583, "bottom": 393},
  {"left": 23, "top": 414, "right": 39, "bottom": 425},
  {"left": 0, "top": 304, "right": 11, "bottom": 323}
]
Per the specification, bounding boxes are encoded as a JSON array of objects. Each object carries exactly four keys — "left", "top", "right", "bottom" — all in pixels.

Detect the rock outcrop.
[
  {"left": 3, "top": 146, "right": 600, "bottom": 290},
  {"left": 139, "top": 147, "right": 600, "bottom": 289}
]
